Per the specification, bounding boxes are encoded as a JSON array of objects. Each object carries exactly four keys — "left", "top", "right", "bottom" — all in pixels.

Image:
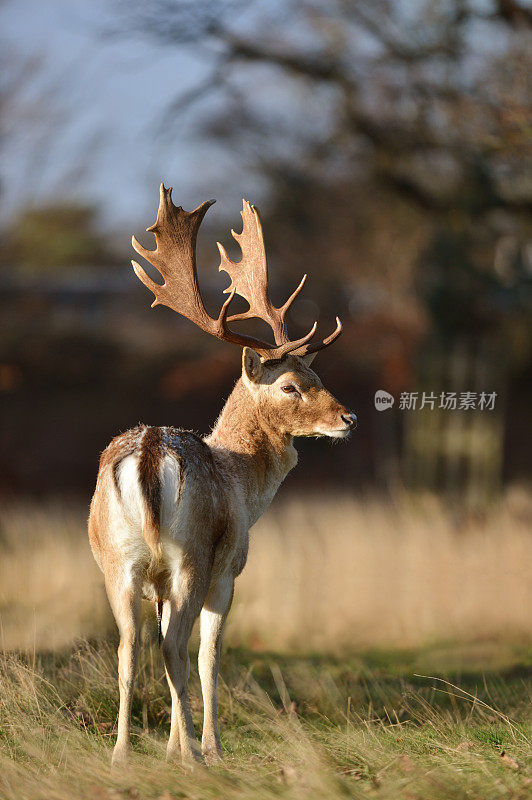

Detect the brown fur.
[
  {"left": 99, "top": 426, "right": 144, "bottom": 479},
  {"left": 138, "top": 426, "right": 163, "bottom": 558},
  {"left": 88, "top": 351, "right": 355, "bottom": 766}
]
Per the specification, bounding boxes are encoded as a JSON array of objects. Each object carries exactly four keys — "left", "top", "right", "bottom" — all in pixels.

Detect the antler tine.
[
  {"left": 291, "top": 317, "right": 343, "bottom": 357},
  {"left": 131, "top": 257, "right": 164, "bottom": 308},
  {"left": 264, "top": 321, "right": 318, "bottom": 361},
  {"left": 278, "top": 273, "right": 307, "bottom": 323},
  {"left": 215, "top": 287, "right": 280, "bottom": 352},
  {"left": 227, "top": 273, "right": 308, "bottom": 326}
]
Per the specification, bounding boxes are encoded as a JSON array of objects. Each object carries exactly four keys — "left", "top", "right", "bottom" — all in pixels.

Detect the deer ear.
[
  {"left": 242, "top": 347, "right": 263, "bottom": 383},
  {"left": 301, "top": 352, "right": 317, "bottom": 366}
]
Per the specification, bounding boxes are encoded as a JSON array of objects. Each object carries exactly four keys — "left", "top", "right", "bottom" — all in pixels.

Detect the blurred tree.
[
  {"left": 122, "top": 0, "right": 531, "bottom": 208},
  {"left": 0, "top": 47, "right": 62, "bottom": 202},
  {"left": 116, "top": 0, "right": 531, "bottom": 502},
  {"left": 119, "top": 0, "right": 531, "bottom": 343},
  {"left": 0, "top": 43, "right": 109, "bottom": 233},
  {"left": 1, "top": 203, "right": 119, "bottom": 273}
]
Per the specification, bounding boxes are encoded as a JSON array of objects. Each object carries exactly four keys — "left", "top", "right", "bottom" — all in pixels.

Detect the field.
[
  {"left": 0, "top": 493, "right": 531, "bottom": 798},
  {"left": 1, "top": 640, "right": 530, "bottom": 799}
]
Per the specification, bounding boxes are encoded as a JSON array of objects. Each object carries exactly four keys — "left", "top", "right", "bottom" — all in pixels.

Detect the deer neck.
[{"left": 204, "top": 378, "right": 297, "bottom": 524}]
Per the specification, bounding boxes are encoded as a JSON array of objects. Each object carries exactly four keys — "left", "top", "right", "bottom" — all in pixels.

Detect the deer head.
[
  {"left": 132, "top": 185, "right": 356, "bottom": 439},
  {"left": 240, "top": 349, "right": 356, "bottom": 438}
]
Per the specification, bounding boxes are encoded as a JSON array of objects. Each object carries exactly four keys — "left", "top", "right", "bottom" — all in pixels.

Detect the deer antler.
[
  {"left": 217, "top": 199, "right": 342, "bottom": 357},
  {"left": 132, "top": 185, "right": 272, "bottom": 354},
  {"left": 132, "top": 185, "right": 342, "bottom": 360},
  {"left": 217, "top": 200, "right": 309, "bottom": 344}
]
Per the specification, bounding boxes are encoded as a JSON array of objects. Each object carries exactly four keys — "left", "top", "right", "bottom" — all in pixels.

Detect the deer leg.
[
  {"left": 198, "top": 573, "right": 234, "bottom": 763},
  {"left": 160, "top": 600, "right": 181, "bottom": 761},
  {"left": 106, "top": 572, "right": 141, "bottom": 767},
  {"left": 162, "top": 577, "right": 206, "bottom": 765}
]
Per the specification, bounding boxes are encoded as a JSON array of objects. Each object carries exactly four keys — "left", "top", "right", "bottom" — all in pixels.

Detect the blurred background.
[{"left": 0, "top": 0, "right": 531, "bottom": 653}]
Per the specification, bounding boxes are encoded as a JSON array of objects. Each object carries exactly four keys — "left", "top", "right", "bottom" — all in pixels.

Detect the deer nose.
[{"left": 341, "top": 412, "right": 357, "bottom": 429}]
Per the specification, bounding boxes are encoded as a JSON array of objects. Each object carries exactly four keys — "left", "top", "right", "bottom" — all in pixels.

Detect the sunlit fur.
[{"left": 88, "top": 349, "right": 355, "bottom": 766}]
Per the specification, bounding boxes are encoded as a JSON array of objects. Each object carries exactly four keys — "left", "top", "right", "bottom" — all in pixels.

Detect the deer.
[{"left": 88, "top": 184, "right": 357, "bottom": 767}]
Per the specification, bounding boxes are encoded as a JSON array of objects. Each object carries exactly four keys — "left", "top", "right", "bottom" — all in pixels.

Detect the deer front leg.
[
  {"left": 198, "top": 573, "right": 234, "bottom": 763},
  {"left": 105, "top": 573, "right": 141, "bottom": 767}
]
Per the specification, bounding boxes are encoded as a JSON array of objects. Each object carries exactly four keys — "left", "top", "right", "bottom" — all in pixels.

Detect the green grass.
[{"left": 0, "top": 639, "right": 530, "bottom": 800}]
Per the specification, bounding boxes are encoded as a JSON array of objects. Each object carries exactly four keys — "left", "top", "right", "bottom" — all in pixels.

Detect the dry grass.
[
  {"left": 0, "top": 493, "right": 531, "bottom": 799},
  {"left": 232, "top": 488, "right": 532, "bottom": 651},
  {"left": 0, "top": 489, "right": 531, "bottom": 652},
  {"left": 0, "top": 640, "right": 530, "bottom": 800},
  {"left": 0, "top": 502, "right": 109, "bottom": 651}
]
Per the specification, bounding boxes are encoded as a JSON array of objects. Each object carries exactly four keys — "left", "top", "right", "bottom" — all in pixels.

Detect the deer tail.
[{"left": 138, "top": 426, "right": 163, "bottom": 563}]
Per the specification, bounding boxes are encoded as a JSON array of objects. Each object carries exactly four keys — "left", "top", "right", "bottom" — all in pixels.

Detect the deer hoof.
[{"left": 111, "top": 745, "right": 130, "bottom": 769}]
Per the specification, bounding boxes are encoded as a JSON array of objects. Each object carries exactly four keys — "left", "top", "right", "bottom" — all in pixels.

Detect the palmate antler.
[{"left": 132, "top": 184, "right": 342, "bottom": 360}]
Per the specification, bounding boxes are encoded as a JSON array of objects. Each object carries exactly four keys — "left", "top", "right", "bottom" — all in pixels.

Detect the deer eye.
[{"left": 281, "top": 384, "right": 297, "bottom": 394}]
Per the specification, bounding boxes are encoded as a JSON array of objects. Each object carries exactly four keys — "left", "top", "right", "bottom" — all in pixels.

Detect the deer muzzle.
[{"left": 341, "top": 411, "right": 357, "bottom": 430}]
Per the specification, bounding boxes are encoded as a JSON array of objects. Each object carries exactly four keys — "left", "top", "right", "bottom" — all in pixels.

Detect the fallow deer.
[{"left": 88, "top": 184, "right": 356, "bottom": 767}]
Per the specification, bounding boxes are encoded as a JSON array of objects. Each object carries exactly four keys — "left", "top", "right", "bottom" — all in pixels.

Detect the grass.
[
  {"left": 0, "top": 639, "right": 530, "bottom": 799},
  {"left": 0, "top": 492, "right": 531, "bottom": 797},
  {"left": 1, "top": 489, "right": 531, "bottom": 651}
]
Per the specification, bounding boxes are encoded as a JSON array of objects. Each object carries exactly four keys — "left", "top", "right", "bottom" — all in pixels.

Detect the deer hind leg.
[
  {"left": 162, "top": 563, "right": 209, "bottom": 765},
  {"left": 105, "top": 570, "right": 141, "bottom": 767},
  {"left": 198, "top": 573, "right": 234, "bottom": 763}
]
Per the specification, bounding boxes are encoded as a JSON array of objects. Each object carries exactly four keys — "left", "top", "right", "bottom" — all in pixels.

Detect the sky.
[
  {"left": 1, "top": 0, "right": 265, "bottom": 231},
  {"left": 3, "top": 0, "right": 524, "bottom": 234}
]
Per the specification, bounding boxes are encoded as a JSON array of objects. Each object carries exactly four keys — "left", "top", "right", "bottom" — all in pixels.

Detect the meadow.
[
  {"left": 0, "top": 492, "right": 530, "bottom": 798},
  {"left": 1, "top": 491, "right": 531, "bottom": 652}
]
